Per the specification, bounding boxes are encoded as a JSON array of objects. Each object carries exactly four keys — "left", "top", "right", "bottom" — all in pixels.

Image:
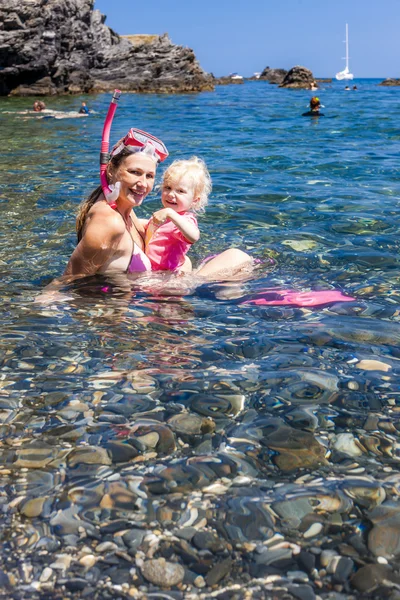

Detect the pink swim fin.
[{"left": 243, "top": 289, "right": 355, "bottom": 307}]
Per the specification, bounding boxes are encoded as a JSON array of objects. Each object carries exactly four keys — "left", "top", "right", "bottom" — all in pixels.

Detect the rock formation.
[
  {"left": 279, "top": 66, "right": 314, "bottom": 89},
  {"left": 259, "top": 67, "right": 287, "bottom": 84},
  {"left": 379, "top": 78, "right": 400, "bottom": 86},
  {"left": 214, "top": 76, "right": 244, "bottom": 85},
  {"left": 0, "top": 0, "right": 214, "bottom": 96}
]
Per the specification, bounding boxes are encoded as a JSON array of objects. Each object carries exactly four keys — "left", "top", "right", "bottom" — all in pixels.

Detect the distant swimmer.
[
  {"left": 78, "top": 101, "right": 90, "bottom": 115},
  {"left": 33, "top": 100, "right": 46, "bottom": 112},
  {"left": 345, "top": 86, "right": 350, "bottom": 91},
  {"left": 302, "top": 96, "right": 324, "bottom": 117},
  {"left": 309, "top": 81, "right": 318, "bottom": 91},
  {"left": 352, "top": 85, "right": 358, "bottom": 90}
]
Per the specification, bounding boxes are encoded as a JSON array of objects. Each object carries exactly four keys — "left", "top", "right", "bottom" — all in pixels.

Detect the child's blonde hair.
[{"left": 162, "top": 156, "right": 211, "bottom": 213}]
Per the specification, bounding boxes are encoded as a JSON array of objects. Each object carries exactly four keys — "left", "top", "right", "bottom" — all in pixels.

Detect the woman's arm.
[
  {"left": 64, "top": 210, "right": 125, "bottom": 276},
  {"left": 151, "top": 209, "right": 199, "bottom": 243}
]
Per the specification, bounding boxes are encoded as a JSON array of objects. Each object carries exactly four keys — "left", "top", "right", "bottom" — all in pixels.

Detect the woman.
[{"left": 65, "top": 128, "right": 252, "bottom": 280}]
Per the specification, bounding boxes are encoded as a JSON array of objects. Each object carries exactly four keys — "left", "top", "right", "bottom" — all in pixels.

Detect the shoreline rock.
[
  {"left": 0, "top": 0, "right": 214, "bottom": 96},
  {"left": 279, "top": 66, "right": 315, "bottom": 89}
]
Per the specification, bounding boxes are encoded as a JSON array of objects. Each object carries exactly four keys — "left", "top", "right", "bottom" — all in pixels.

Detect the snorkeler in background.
[
  {"left": 79, "top": 101, "right": 90, "bottom": 115},
  {"left": 144, "top": 157, "right": 211, "bottom": 273},
  {"left": 302, "top": 97, "right": 325, "bottom": 117},
  {"left": 33, "top": 101, "right": 46, "bottom": 112}
]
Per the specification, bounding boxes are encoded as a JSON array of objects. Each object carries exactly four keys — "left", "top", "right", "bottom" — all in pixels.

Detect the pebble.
[
  {"left": 320, "top": 550, "right": 337, "bottom": 568},
  {"left": 50, "top": 555, "right": 72, "bottom": 571},
  {"left": 331, "top": 433, "right": 363, "bottom": 457},
  {"left": 194, "top": 575, "right": 206, "bottom": 588},
  {"left": 19, "top": 497, "right": 47, "bottom": 518},
  {"left": 64, "top": 578, "right": 90, "bottom": 592},
  {"left": 351, "top": 564, "right": 395, "bottom": 592},
  {"left": 287, "top": 583, "right": 316, "bottom": 600},
  {"left": 205, "top": 558, "right": 233, "bottom": 586},
  {"left": 96, "top": 541, "right": 119, "bottom": 553},
  {"left": 303, "top": 523, "right": 323, "bottom": 539},
  {"left": 39, "top": 567, "right": 53, "bottom": 583},
  {"left": 140, "top": 558, "right": 185, "bottom": 587},
  {"left": 356, "top": 359, "right": 391, "bottom": 371},
  {"left": 329, "top": 557, "right": 354, "bottom": 583},
  {"left": 287, "top": 570, "right": 309, "bottom": 582},
  {"left": 79, "top": 554, "right": 97, "bottom": 568}
]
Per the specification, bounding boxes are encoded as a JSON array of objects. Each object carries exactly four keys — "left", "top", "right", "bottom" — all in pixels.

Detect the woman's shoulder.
[{"left": 85, "top": 202, "right": 126, "bottom": 238}]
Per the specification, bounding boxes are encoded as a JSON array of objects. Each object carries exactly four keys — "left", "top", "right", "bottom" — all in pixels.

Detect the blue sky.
[{"left": 94, "top": 0, "right": 399, "bottom": 78}]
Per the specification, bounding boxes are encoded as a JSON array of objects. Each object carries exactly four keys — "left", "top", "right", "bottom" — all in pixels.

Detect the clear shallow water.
[{"left": 0, "top": 80, "right": 400, "bottom": 598}]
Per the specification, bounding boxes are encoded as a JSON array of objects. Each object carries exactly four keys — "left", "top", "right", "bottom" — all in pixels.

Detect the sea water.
[{"left": 0, "top": 80, "right": 400, "bottom": 597}]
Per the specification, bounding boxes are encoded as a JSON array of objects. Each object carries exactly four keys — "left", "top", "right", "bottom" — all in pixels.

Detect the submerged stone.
[{"left": 141, "top": 558, "right": 185, "bottom": 587}]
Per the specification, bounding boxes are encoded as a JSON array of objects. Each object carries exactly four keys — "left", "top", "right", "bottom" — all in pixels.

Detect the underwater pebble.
[
  {"left": 96, "top": 541, "right": 119, "bottom": 553},
  {"left": 50, "top": 555, "right": 72, "bottom": 571},
  {"left": 351, "top": 564, "right": 400, "bottom": 593},
  {"left": 287, "top": 583, "right": 316, "bottom": 600},
  {"left": 356, "top": 359, "right": 391, "bottom": 372},
  {"left": 194, "top": 575, "right": 206, "bottom": 588},
  {"left": 331, "top": 433, "right": 363, "bottom": 457},
  {"left": 140, "top": 558, "right": 185, "bottom": 587},
  {"left": 303, "top": 523, "right": 323, "bottom": 539},
  {"left": 368, "top": 501, "right": 400, "bottom": 558},
  {"left": 79, "top": 554, "right": 97, "bottom": 568},
  {"left": 39, "top": 568, "right": 53, "bottom": 583},
  {"left": 19, "top": 497, "right": 47, "bottom": 518},
  {"left": 282, "top": 240, "right": 317, "bottom": 252}
]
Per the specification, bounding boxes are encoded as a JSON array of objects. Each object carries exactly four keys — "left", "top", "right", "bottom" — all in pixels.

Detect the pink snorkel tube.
[{"left": 100, "top": 89, "right": 121, "bottom": 203}]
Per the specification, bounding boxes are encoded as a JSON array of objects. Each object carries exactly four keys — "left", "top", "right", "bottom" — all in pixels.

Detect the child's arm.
[{"left": 151, "top": 209, "right": 199, "bottom": 243}]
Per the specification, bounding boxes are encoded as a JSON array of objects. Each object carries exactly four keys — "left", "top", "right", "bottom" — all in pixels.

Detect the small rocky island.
[
  {"left": 279, "top": 66, "right": 315, "bottom": 89},
  {"left": 259, "top": 67, "right": 288, "bottom": 84},
  {"left": 0, "top": 0, "right": 214, "bottom": 95},
  {"left": 379, "top": 78, "right": 400, "bottom": 86}
]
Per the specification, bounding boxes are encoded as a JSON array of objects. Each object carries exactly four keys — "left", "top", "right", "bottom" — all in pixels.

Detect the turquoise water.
[{"left": 0, "top": 80, "right": 400, "bottom": 597}]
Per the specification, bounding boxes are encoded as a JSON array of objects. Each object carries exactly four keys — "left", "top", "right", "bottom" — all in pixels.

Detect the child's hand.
[{"left": 152, "top": 208, "right": 173, "bottom": 226}]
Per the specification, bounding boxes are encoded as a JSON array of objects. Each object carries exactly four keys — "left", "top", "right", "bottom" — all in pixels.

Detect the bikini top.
[
  {"left": 127, "top": 241, "right": 152, "bottom": 273},
  {"left": 111, "top": 205, "right": 152, "bottom": 273}
]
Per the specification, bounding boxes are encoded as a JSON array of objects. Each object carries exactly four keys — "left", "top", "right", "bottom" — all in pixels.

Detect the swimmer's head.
[
  {"left": 33, "top": 100, "right": 46, "bottom": 112},
  {"left": 111, "top": 128, "right": 168, "bottom": 164},
  {"left": 310, "top": 97, "right": 321, "bottom": 109},
  {"left": 162, "top": 157, "right": 212, "bottom": 213}
]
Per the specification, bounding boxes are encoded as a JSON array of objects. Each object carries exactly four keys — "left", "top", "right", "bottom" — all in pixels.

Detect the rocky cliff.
[{"left": 0, "top": 0, "right": 214, "bottom": 96}]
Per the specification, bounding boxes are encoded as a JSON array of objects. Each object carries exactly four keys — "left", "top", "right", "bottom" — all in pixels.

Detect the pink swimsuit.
[
  {"left": 145, "top": 212, "right": 197, "bottom": 271},
  {"left": 110, "top": 205, "right": 152, "bottom": 273},
  {"left": 127, "top": 242, "right": 152, "bottom": 273}
]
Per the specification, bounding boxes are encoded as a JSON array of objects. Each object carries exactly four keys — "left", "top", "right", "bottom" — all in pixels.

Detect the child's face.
[{"left": 161, "top": 174, "right": 199, "bottom": 213}]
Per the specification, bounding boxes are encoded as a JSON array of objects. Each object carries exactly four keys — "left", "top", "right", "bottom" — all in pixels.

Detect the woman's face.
[{"left": 114, "top": 153, "right": 157, "bottom": 207}]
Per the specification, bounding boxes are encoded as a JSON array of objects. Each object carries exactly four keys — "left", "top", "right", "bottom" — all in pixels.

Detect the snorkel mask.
[
  {"left": 111, "top": 129, "right": 169, "bottom": 162},
  {"left": 100, "top": 90, "right": 169, "bottom": 203}
]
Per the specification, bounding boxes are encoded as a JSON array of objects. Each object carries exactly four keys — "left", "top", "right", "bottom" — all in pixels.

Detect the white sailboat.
[{"left": 335, "top": 24, "right": 354, "bottom": 81}]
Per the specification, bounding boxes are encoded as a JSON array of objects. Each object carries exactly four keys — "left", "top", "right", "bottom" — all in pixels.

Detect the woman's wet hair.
[
  {"left": 76, "top": 143, "right": 156, "bottom": 241},
  {"left": 162, "top": 156, "right": 212, "bottom": 213}
]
